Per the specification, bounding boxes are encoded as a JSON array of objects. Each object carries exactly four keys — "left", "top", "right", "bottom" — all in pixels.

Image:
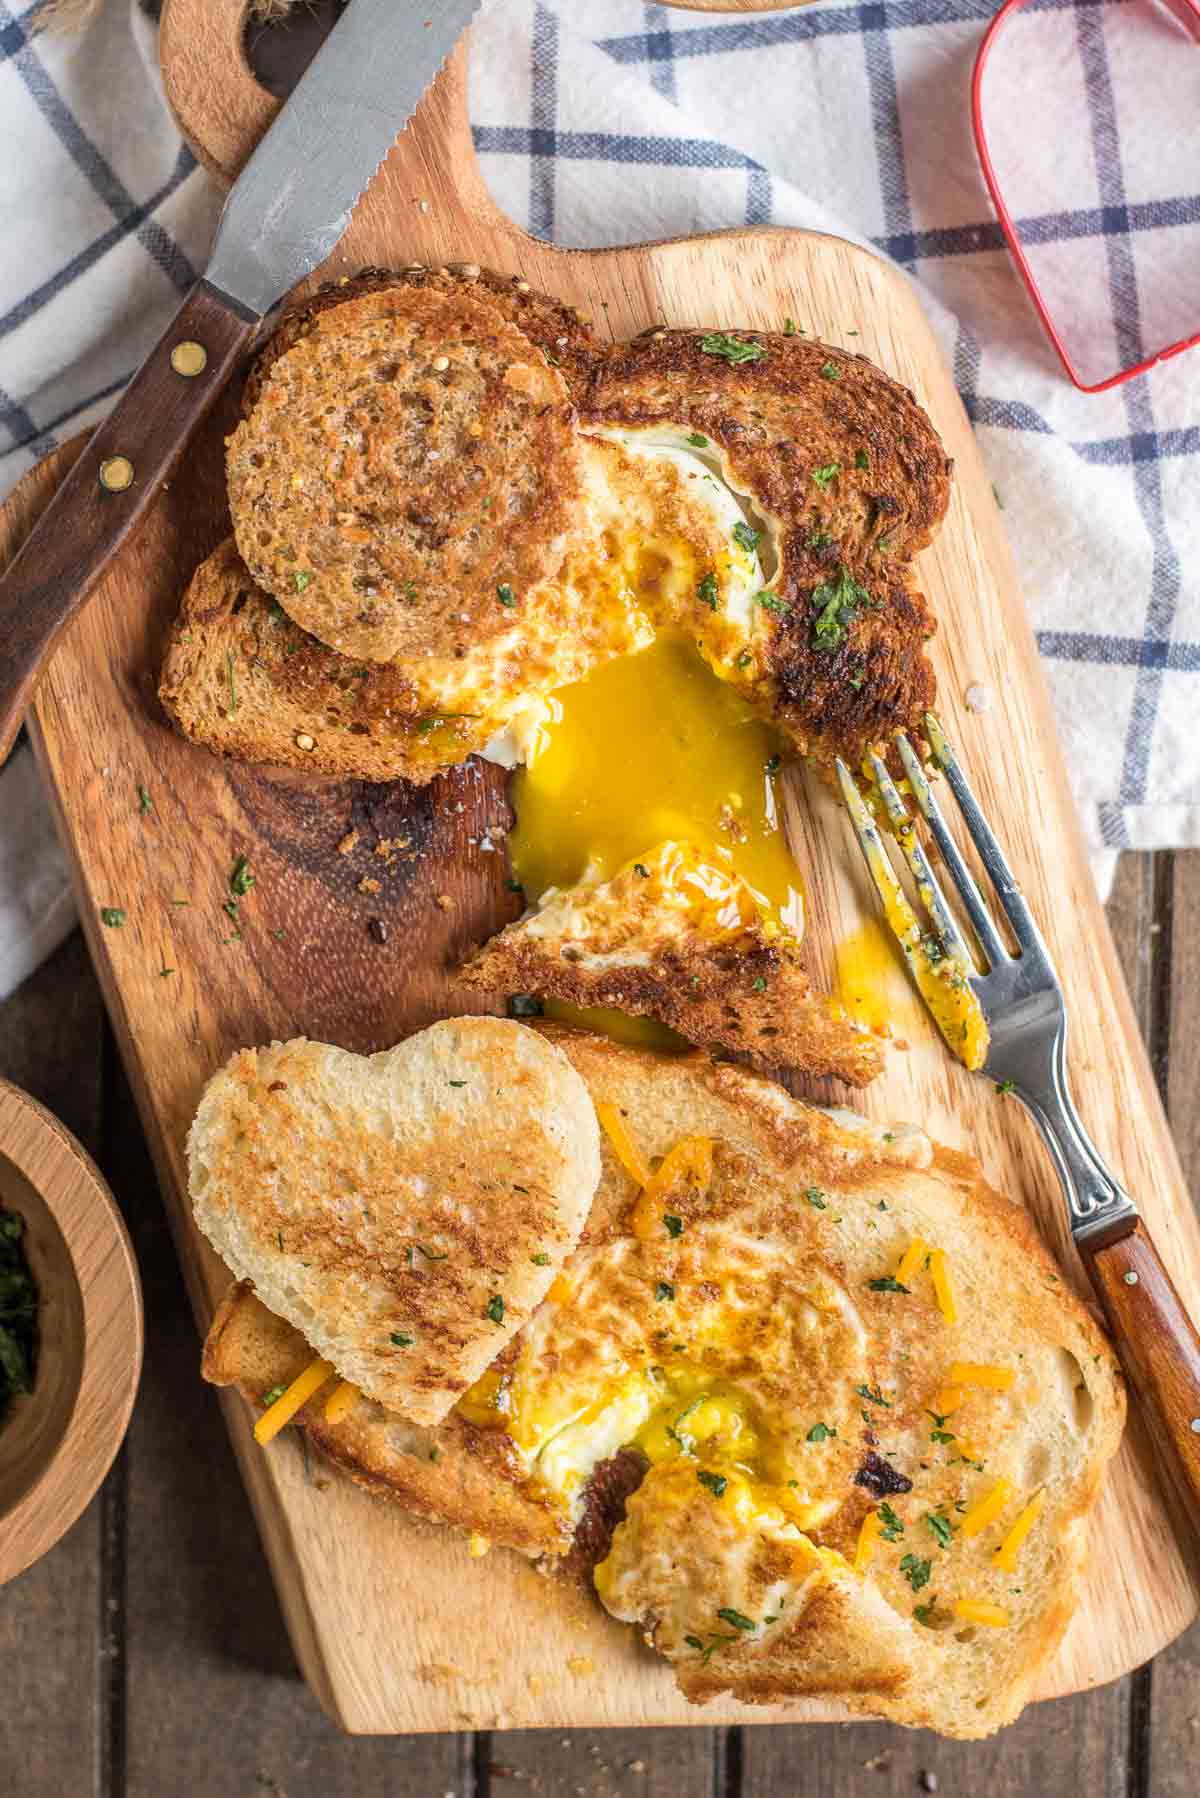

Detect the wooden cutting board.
[{"left": 2, "top": 0, "right": 1197, "bottom": 1734}]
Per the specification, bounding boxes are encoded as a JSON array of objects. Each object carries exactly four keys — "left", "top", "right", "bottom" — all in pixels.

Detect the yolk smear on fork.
[{"left": 509, "top": 635, "right": 805, "bottom": 929}]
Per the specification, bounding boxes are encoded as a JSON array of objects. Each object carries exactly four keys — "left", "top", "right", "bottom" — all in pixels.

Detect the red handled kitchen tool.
[{"left": 972, "top": 0, "right": 1200, "bottom": 392}]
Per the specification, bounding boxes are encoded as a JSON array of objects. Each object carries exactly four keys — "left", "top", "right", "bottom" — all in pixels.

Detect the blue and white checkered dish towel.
[{"left": 1, "top": 0, "right": 1197, "bottom": 995}]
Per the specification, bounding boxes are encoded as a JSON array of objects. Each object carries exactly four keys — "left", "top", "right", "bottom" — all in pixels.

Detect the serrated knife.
[{"left": 0, "top": 0, "right": 479, "bottom": 763}]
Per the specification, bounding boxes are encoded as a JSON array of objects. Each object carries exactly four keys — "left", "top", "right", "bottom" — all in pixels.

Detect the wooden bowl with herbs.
[{"left": 0, "top": 1081, "right": 141, "bottom": 1585}]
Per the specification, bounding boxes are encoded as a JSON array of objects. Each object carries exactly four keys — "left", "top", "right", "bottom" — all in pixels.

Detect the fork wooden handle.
[
  {"left": 0, "top": 279, "right": 257, "bottom": 764},
  {"left": 1081, "top": 1218, "right": 1200, "bottom": 1513}
]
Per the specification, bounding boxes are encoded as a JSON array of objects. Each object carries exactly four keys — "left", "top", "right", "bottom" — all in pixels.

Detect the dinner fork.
[{"left": 837, "top": 717, "right": 1200, "bottom": 1513}]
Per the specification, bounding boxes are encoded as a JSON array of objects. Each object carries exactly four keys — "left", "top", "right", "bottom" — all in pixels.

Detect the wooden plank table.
[{"left": 0, "top": 847, "right": 1195, "bottom": 1797}]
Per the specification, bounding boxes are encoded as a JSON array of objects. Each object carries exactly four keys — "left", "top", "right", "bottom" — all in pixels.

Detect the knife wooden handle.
[
  {"left": 1080, "top": 1216, "right": 1200, "bottom": 1514},
  {"left": 0, "top": 278, "right": 258, "bottom": 762}
]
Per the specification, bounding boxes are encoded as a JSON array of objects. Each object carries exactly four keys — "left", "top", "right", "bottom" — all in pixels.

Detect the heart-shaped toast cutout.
[{"left": 187, "top": 1018, "right": 601, "bottom": 1425}]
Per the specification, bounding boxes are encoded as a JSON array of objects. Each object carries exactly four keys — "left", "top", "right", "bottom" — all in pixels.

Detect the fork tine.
[
  {"left": 864, "top": 749, "right": 976, "bottom": 974},
  {"left": 836, "top": 756, "right": 956, "bottom": 991},
  {"left": 922, "top": 714, "right": 1044, "bottom": 955},
  {"left": 895, "top": 732, "right": 1010, "bottom": 968}
]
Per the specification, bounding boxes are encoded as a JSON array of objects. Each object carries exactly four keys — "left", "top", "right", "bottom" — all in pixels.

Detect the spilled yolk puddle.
[
  {"left": 509, "top": 635, "right": 804, "bottom": 929},
  {"left": 834, "top": 917, "right": 915, "bottom": 1038}
]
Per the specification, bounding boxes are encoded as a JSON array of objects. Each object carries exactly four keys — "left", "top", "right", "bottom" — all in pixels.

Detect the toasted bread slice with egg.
[
  {"left": 188, "top": 1019, "right": 600, "bottom": 1425},
  {"left": 460, "top": 842, "right": 882, "bottom": 1085},
  {"left": 585, "top": 327, "right": 949, "bottom": 762},
  {"left": 227, "top": 281, "right": 586, "bottom": 665},
  {"left": 202, "top": 1025, "right": 1123, "bottom": 1736}
]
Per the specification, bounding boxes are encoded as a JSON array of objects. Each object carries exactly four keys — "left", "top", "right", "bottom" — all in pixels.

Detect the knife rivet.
[
  {"left": 171, "top": 340, "right": 208, "bottom": 378},
  {"left": 1123, "top": 1271, "right": 1139, "bottom": 1285},
  {"left": 1191, "top": 1418, "right": 1200, "bottom": 1434},
  {"left": 98, "top": 455, "right": 134, "bottom": 493}
]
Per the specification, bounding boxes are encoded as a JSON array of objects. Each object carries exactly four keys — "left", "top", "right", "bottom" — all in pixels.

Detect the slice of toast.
[
  {"left": 202, "top": 1025, "right": 1124, "bottom": 1737},
  {"left": 188, "top": 1019, "right": 600, "bottom": 1425},
  {"left": 460, "top": 841, "right": 882, "bottom": 1085}
]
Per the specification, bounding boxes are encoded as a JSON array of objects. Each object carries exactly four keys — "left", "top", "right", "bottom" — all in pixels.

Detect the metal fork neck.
[{"left": 1013, "top": 1028, "right": 1139, "bottom": 1246}]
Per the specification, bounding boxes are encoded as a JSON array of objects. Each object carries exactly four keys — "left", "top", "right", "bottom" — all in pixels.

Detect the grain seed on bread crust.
[
  {"left": 241, "top": 264, "right": 601, "bottom": 416},
  {"left": 227, "top": 283, "right": 585, "bottom": 664}
]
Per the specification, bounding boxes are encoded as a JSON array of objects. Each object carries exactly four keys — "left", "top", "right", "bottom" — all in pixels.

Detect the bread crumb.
[
  {"left": 436, "top": 893, "right": 454, "bottom": 910},
  {"left": 358, "top": 876, "right": 382, "bottom": 896},
  {"left": 337, "top": 830, "right": 360, "bottom": 856},
  {"left": 566, "top": 1655, "right": 594, "bottom": 1676}
]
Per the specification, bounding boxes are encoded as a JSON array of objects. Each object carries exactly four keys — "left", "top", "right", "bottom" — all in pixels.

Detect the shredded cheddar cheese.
[
  {"left": 933, "top": 1386, "right": 964, "bottom": 1416},
  {"left": 993, "top": 1488, "right": 1046, "bottom": 1573},
  {"left": 630, "top": 1135, "right": 714, "bottom": 1239},
  {"left": 953, "top": 1598, "right": 1010, "bottom": 1628},
  {"left": 895, "top": 1236, "right": 930, "bottom": 1287},
  {"left": 323, "top": 1380, "right": 359, "bottom": 1424},
  {"left": 947, "top": 1361, "right": 1015, "bottom": 1392},
  {"left": 595, "top": 1101, "right": 652, "bottom": 1190},
  {"left": 928, "top": 1248, "right": 958, "bottom": 1325},
  {"left": 959, "top": 1476, "right": 1015, "bottom": 1538},
  {"left": 254, "top": 1356, "right": 335, "bottom": 1445},
  {"left": 854, "top": 1508, "right": 881, "bottom": 1572}
]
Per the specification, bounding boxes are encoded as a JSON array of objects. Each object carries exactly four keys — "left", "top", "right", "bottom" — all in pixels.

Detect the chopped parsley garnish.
[
  {"left": 416, "top": 716, "right": 443, "bottom": 735},
  {"left": 699, "top": 333, "right": 766, "bottom": 365},
  {"left": 926, "top": 1510, "right": 955, "bottom": 1550},
  {"left": 753, "top": 590, "right": 789, "bottom": 615},
  {"left": 687, "top": 432, "right": 708, "bottom": 447},
  {"left": 878, "top": 1502, "right": 905, "bottom": 1541},
  {"left": 685, "top": 1631, "right": 738, "bottom": 1665},
  {"left": 697, "top": 1470, "right": 728, "bottom": 1498},
  {"left": 663, "top": 1214, "right": 684, "bottom": 1239},
  {"left": 736, "top": 651, "right": 753, "bottom": 669},
  {"left": 261, "top": 1385, "right": 286, "bottom": 1408},
  {"left": 485, "top": 1295, "right": 505, "bottom": 1325},
  {"left": 390, "top": 1333, "right": 414, "bottom": 1348},
  {"left": 868, "top": 1275, "right": 910, "bottom": 1294},
  {"left": 447, "top": 1079, "right": 466, "bottom": 1088},
  {"left": 930, "top": 1428, "right": 957, "bottom": 1446},
  {"left": 634, "top": 863, "right": 650, "bottom": 878},
  {"left": 783, "top": 317, "right": 800, "bottom": 336},
  {"left": 804, "top": 1187, "right": 828, "bottom": 1209},
  {"left": 732, "top": 521, "right": 760, "bottom": 554},
  {"left": 855, "top": 1383, "right": 891, "bottom": 1408},
  {"left": 293, "top": 571, "right": 312, "bottom": 592},
  {"left": 696, "top": 571, "right": 719, "bottom": 610},
  {"left": 229, "top": 855, "right": 255, "bottom": 897},
  {"left": 806, "top": 530, "right": 833, "bottom": 550},
  {"left": 806, "top": 1422, "right": 836, "bottom": 1442},
  {"left": 717, "top": 1607, "right": 757, "bottom": 1633},
  {"left": 137, "top": 786, "right": 152, "bottom": 815},
  {"left": 811, "top": 462, "right": 841, "bottom": 490},
  {"left": 752, "top": 975, "right": 767, "bottom": 993},
  {"left": 99, "top": 907, "right": 125, "bottom": 928},
  {"left": 531, "top": 1252, "right": 551, "bottom": 1266},
  {"left": 855, "top": 448, "right": 870, "bottom": 469},
  {"left": 413, "top": 1242, "right": 448, "bottom": 1259},
  {"left": 506, "top": 878, "right": 524, "bottom": 893},
  {"left": 820, "top": 361, "right": 842, "bottom": 380},
  {"left": 899, "top": 1554, "right": 932, "bottom": 1592},
  {"left": 656, "top": 1281, "right": 676, "bottom": 1302},
  {"left": 995, "top": 1079, "right": 1016, "bottom": 1095},
  {"left": 225, "top": 651, "right": 238, "bottom": 715},
  {"left": 811, "top": 567, "right": 875, "bottom": 654},
  {"left": 496, "top": 583, "right": 517, "bottom": 607},
  {"left": 913, "top": 1599, "right": 940, "bottom": 1627}
]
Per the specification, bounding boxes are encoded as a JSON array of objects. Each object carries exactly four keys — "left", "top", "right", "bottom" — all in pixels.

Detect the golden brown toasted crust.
[
  {"left": 158, "top": 538, "right": 458, "bottom": 781},
  {"left": 242, "top": 265, "right": 601, "bottom": 414},
  {"left": 584, "top": 327, "right": 949, "bottom": 760},
  {"left": 227, "top": 282, "right": 584, "bottom": 663},
  {"left": 459, "top": 846, "right": 882, "bottom": 1085},
  {"left": 203, "top": 1282, "right": 567, "bottom": 1556}
]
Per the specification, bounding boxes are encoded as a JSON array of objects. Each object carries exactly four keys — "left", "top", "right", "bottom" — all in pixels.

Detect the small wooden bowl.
[{"left": 0, "top": 1081, "right": 142, "bottom": 1585}]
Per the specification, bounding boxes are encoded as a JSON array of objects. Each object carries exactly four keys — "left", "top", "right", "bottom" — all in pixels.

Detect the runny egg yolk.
[{"left": 508, "top": 635, "right": 804, "bottom": 931}]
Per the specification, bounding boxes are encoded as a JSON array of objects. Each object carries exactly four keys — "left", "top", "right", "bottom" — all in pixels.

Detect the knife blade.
[{"left": 0, "top": 0, "right": 479, "bottom": 764}]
